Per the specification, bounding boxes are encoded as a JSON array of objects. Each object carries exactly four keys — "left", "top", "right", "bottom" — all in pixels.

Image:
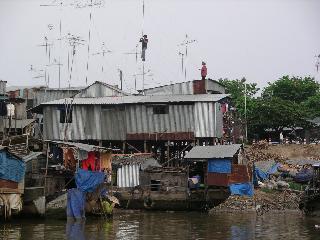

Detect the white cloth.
[{"left": 6, "top": 103, "right": 15, "bottom": 117}]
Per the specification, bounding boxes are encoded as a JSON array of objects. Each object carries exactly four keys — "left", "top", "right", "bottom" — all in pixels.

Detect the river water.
[{"left": 0, "top": 211, "right": 319, "bottom": 240}]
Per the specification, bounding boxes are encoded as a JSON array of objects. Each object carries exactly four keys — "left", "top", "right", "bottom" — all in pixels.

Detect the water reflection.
[
  {"left": 0, "top": 211, "right": 319, "bottom": 240},
  {"left": 66, "top": 220, "right": 85, "bottom": 240}
]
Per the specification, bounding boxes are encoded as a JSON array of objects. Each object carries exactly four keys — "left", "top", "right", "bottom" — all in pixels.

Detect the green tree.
[
  {"left": 262, "top": 75, "right": 319, "bottom": 103},
  {"left": 249, "top": 97, "right": 310, "bottom": 134},
  {"left": 218, "top": 77, "right": 259, "bottom": 116},
  {"left": 302, "top": 93, "right": 320, "bottom": 118}
]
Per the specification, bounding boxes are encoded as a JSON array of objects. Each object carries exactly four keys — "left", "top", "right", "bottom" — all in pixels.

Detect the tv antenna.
[
  {"left": 315, "top": 54, "right": 320, "bottom": 73},
  {"left": 132, "top": 68, "right": 153, "bottom": 93},
  {"left": 123, "top": 44, "right": 140, "bottom": 63},
  {"left": 92, "top": 42, "right": 112, "bottom": 73},
  {"left": 178, "top": 34, "right": 196, "bottom": 80}
]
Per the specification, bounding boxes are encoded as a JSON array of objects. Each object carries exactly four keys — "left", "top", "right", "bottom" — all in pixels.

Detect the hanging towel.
[{"left": 100, "top": 152, "right": 112, "bottom": 171}]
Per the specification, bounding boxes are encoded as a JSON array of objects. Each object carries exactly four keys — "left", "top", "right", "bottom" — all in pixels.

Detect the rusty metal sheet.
[
  {"left": 126, "top": 132, "right": 195, "bottom": 141},
  {"left": 0, "top": 179, "right": 18, "bottom": 189},
  {"left": 206, "top": 173, "right": 229, "bottom": 187},
  {"left": 229, "top": 164, "right": 250, "bottom": 184}
]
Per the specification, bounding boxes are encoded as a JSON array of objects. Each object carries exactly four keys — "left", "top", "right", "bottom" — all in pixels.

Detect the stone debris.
[{"left": 211, "top": 189, "right": 302, "bottom": 215}]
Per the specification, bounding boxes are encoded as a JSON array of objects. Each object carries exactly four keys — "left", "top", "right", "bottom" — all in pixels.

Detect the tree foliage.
[
  {"left": 220, "top": 75, "right": 319, "bottom": 140},
  {"left": 262, "top": 75, "right": 319, "bottom": 103},
  {"left": 218, "top": 77, "right": 259, "bottom": 117}
]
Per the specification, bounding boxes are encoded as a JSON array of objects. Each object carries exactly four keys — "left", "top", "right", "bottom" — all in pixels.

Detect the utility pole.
[
  {"left": 244, "top": 82, "right": 248, "bottom": 142},
  {"left": 118, "top": 69, "right": 123, "bottom": 90}
]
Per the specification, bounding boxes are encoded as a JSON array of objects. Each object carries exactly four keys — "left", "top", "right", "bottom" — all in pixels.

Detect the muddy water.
[{"left": 0, "top": 211, "right": 319, "bottom": 240}]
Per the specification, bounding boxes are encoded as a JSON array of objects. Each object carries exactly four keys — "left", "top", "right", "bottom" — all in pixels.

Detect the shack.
[
  {"left": 31, "top": 92, "right": 229, "bottom": 164},
  {"left": 184, "top": 144, "right": 253, "bottom": 196},
  {"left": 0, "top": 147, "right": 26, "bottom": 220},
  {"left": 111, "top": 153, "right": 231, "bottom": 211},
  {"left": 112, "top": 153, "right": 161, "bottom": 188}
]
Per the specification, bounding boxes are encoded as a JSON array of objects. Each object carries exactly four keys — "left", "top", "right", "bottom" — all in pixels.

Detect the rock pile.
[{"left": 211, "top": 189, "right": 301, "bottom": 215}]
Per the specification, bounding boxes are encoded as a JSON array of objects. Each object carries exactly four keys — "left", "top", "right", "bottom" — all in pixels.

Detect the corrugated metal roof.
[
  {"left": 184, "top": 144, "right": 242, "bottom": 159},
  {"left": 22, "top": 152, "right": 43, "bottom": 162},
  {"left": 36, "top": 87, "right": 84, "bottom": 91},
  {"left": 40, "top": 94, "right": 229, "bottom": 106},
  {"left": 46, "top": 140, "right": 113, "bottom": 152},
  {"left": 139, "top": 79, "right": 225, "bottom": 92}
]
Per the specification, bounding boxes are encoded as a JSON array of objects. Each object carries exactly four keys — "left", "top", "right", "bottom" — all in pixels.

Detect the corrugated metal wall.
[
  {"left": 43, "top": 102, "right": 224, "bottom": 140},
  {"left": 75, "top": 84, "right": 125, "bottom": 98},
  {"left": 101, "top": 107, "right": 126, "bottom": 140},
  {"left": 206, "top": 81, "right": 226, "bottom": 94},
  {"left": 34, "top": 90, "right": 80, "bottom": 106},
  {"left": 117, "top": 164, "right": 140, "bottom": 187},
  {"left": 194, "top": 102, "right": 223, "bottom": 138},
  {"left": 144, "top": 82, "right": 194, "bottom": 95},
  {"left": 125, "top": 104, "right": 194, "bottom": 134}
]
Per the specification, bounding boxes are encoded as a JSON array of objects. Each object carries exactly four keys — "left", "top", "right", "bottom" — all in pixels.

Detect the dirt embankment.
[{"left": 246, "top": 143, "right": 320, "bottom": 163}]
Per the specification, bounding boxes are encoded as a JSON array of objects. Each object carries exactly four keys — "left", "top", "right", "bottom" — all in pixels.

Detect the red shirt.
[{"left": 201, "top": 65, "right": 207, "bottom": 77}]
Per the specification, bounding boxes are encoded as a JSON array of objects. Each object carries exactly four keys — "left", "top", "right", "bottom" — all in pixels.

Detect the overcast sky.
[{"left": 0, "top": 0, "right": 319, "bottom": 93}]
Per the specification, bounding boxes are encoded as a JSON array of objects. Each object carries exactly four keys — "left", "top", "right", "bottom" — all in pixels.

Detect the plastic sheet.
[
  {"left": 66, "top": 188, "right": 85, "bottom": 219},
  {"left": 207, "top": 159, "right": 231, "bottom": 173},
  {"left": 253, "top": 166, "right": 268, "bottom": 186},
  {"left": 267, "top": 163, "right": 281, "bottom": 175},
  {"left": 0, "top": 151, "right": 25, "bottom": 182},
  {"left": 294, "top": 168, "right": 313, "bottom": 183},
  {"left": 75, "top": 169, "right": 105, "bottom": 192},
  {"left": 229, "top": 183, "right": 254, "bottom": 197}
]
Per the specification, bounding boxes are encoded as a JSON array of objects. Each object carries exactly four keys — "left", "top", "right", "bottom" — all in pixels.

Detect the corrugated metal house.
[
  {"left": 33, "top": 81, "right": 128, "bottom": 107},
  {"left": 140, "top": 79, "right": 225, "bottom": 95},
  {"left": 32, "top": 93, "right": 229, "bottom": 142},
  {"left": 33, "top": 87, "right": 84, "bottom": 107},
  {"left": 184, "top": 145, "right": 251, "bottom": 187}
]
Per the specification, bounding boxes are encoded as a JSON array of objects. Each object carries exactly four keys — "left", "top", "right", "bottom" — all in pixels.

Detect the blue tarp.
[
  {"left": 75, "top": 169, "right": 105, "bottom": 193},
  {"left": 253, "top": 166, "right": 268, "bottom": 186},
  {"left": 67, "top": 188, "right": 85, "bottom": 219},
  {"left": 0, "top": 150, "right": 25, "bottom": 182},
  {"left": 229, "top": 183, "right": 254, "bottom": 197},
  {"left": 294, "top": 168, "right": 313, "bottom": 183},
  {"left": 267, "top": 162, "right": 281, "bottom": 175},
  {"left": 207, "top": 159, "right": 231, "bottom": 173}
]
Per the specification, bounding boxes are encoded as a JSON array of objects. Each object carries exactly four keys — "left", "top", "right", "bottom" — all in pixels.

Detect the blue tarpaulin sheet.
[
  {"left": 0, "top": 150, "right": 25, "bottom": 182},
  {"left": 253, "top": 166, "right": 268, "bottom": 186},
  {"left": 229, "top": 183, "right": 254, "bottom": 197},
  {"left": 75, "top": 169, "right": 105, "bottom": 192},
  {"left": 67, "top": 188, "right": 85, "bottom": 219},
  {"left": 207, "top": 159, "right": 231, "bottom": 173},
  {"left": 267, "top": 163, "right": 281, "bottom": 175},
  {"left": 294, "top": 168, "right": 313, "bottom": 183}
]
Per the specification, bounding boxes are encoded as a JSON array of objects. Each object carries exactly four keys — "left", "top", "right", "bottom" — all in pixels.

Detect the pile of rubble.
[
  {"left": 211, "top": 189, "right": 301, "bottom": 214},
  {"left": 246, "top": 147, "right": 287, "bottom": 163}
]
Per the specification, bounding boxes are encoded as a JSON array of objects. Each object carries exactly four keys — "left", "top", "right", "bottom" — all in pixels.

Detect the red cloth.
[
  {"left": 201, "top": 65, "right": 207, "bottom": 78},
  {"left": 82, "top": 151, "right": 96, "bottom": 171}
]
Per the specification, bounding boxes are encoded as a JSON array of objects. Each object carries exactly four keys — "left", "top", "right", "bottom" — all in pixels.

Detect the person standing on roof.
[
  {"left": 201, "top": 61, "right": 207, "bottom": 80},
  {"left": 139, "top": 35, "right": 148, "bottom": 61}
]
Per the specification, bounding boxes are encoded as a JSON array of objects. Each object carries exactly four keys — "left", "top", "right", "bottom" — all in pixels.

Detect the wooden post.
[
  {"left": 144, "top": 140, "right": 147, "bottom": 153},
  {"left": 122, "top": 141, "right": 126, "bottom": 154},
  {"left": 167, "top": 140, "right": 170, "bottom": 166},
  {"left": 44, "top": 142, "right": 49, "bottom": 196}
]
